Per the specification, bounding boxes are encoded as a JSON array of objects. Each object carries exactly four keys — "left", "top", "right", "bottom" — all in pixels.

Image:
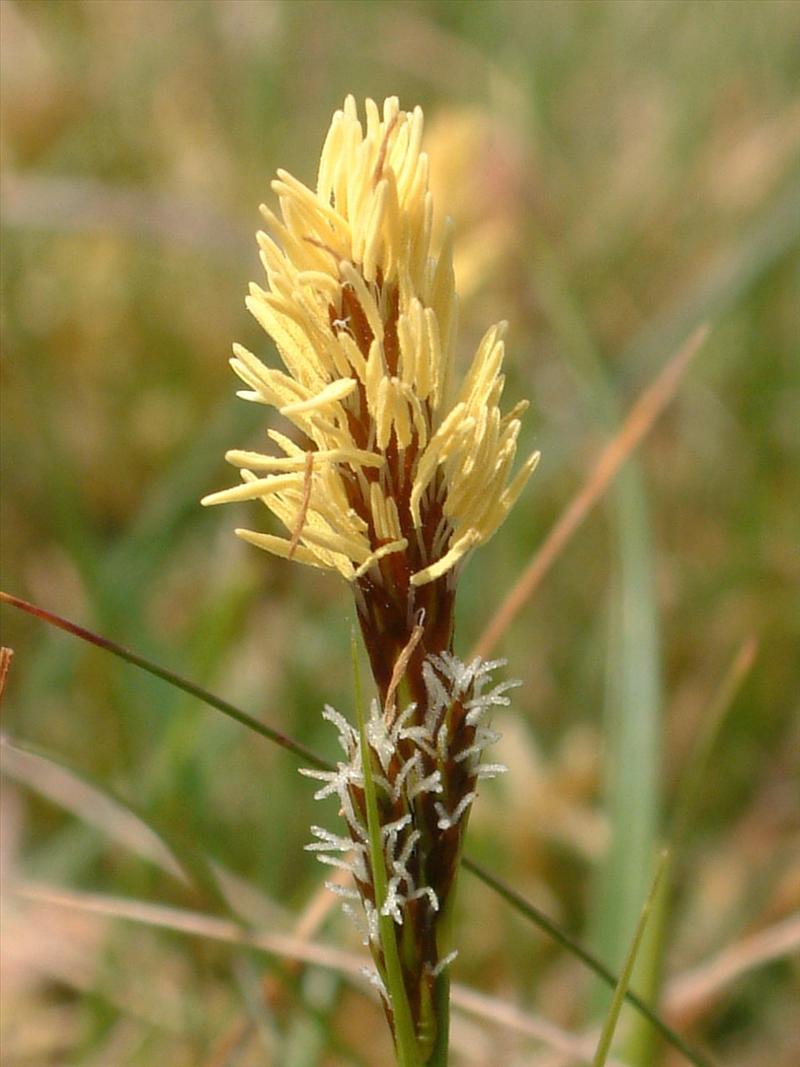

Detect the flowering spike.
[
  {"left": 210, "top": 98, "right": 536, "bottom": 1063},
  {"left": 204, "top": 96, "right": 537, "bottom": 693}
]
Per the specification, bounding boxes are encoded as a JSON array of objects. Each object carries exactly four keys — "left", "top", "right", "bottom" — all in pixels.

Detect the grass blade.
[
  {"left": 669, "top": 638, "right": 758, "bottom": 856},
  {"left": 472, "top": 322, "right": 704, "bottom": 1030},
  {"left": 5, "top": 879, "right": 616, "bottom": 1061},
  {"left": 1, "top": 735, "right": 187, "bottom": 883},
  {"left": 592, "top": 853, "right": 669, "bottom": 1067},
  {"left": 473, "top": 326, "right": 708, "bottom": 658},
  {"left": 665, "top": 913, "right": 800, "bottom": 1021},
  {"left": 1, "top": 590, "right": 711, "bottom": 1065},
  {"left": 0, "top": 734, "right": 267, "bottom": 919},
  {"left": 0, "top": 591, "right": 329, "bottom": 772},
  {"left": 351, "top": 635, "right": 419, "bottom": 1067},
  {"left": 596, "top": 469, "right": 660, "bottom": 998},
  {"left": 462, "top": 856, "right": 712, "bottom": 1067},
  {"left": 626, "top": 637, "right": 758, "bottom": 1063}
]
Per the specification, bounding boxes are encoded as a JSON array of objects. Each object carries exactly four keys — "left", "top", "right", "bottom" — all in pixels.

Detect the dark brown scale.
[
  {"left": 339, "top": 283, "right": 374, "bottom": 359},
  {"left": 381, "top": 279, "right": 401, "bottom": 377}
]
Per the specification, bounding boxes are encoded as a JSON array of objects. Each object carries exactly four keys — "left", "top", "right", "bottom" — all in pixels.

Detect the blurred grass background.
[{"left": 2, "top": 1, "right": 799, "bottom": 1065}]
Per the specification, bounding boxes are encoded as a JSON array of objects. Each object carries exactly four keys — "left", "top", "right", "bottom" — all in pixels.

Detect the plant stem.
[
  {"left": 2, "top": 591, "right": 711, "bottom": 1067},
  {"left": 424, "top": 970, "right": 450, "bottom": 1066},
  {"left": 352, "top": 637, "right": 419, "bottom": 1067},
  {"left": 593, "top": 852, "right": 668, "bottom": 1066}
]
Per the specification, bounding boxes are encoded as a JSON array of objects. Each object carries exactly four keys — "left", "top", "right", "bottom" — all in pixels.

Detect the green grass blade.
[
  {"left": 626, "top": 638, "right": 757, "bottom": 1064},
  {"left": 619, "top": 180, "right": 800, "bottom": 386},
  {"left": 351, "top": 635, "right": 419, "bottom": 1067},
  {"left": 528, "top": 227, "right": 662, "bottom": 1000},
  {"left": 593, "top": 853, "right": 669, "bottom": 1067},
  {"left": 669, "top": 638, "right": 758, "bottom": 856},
  {"left": 462, "top": 856, "right": 712, "bottom": 1067},
  {"left": 586, "top": 186, "right": 800, "bottom": 1035},
  {"left": 0, "top": 589, "right": 713, "bottom": 1067},
  {"left": 2, "top": 734, "right": 230, "bottom": 912},
  {"left": 1, "top": 591, "right": 329, "bottom": 771},
  {"left": 598, "top": 470, "right": 661, "bottom": 981}
]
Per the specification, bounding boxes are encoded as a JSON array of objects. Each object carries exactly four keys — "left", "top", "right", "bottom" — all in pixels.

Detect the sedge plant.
[{"left": 202, "top": 96, "right": 539, "bottom": 1066}]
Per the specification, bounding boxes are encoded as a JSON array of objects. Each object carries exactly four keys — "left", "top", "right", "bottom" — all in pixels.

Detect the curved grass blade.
[
  {"left": 2, "top": 590, "right": 708, "bottom": 1065},
  {"left": 0, "top": 734, "right": 269, "bottom": 921},
  {"left": 1, "top": 735, "right": 187, "bottom": 884},
  {"left": 627, "top": 637, "right": 757, "bottom": 1064},
  {"left": 0, "top": 591, "right": 330, "bottom": 772},
  {"left": 593, "top": 852, "right": 668, "bottom": 1066},
  {"left": 6, "top": 880, "right": 607, "bottom": 1062},
  {"left": 351, "top": 635, "right": 419, "bottom": 1067},
  {"left": 472, "top": 322, "right": 704, "bottom": 1032},
  {"left": 668, "top": 638, "right": 758, "bottom": 857},
  {"left": 462, "top": 856, "right": 712, "bottom": 1067},
  {"left": 473, "top": 325, "right": 708, "bottom": 658}
]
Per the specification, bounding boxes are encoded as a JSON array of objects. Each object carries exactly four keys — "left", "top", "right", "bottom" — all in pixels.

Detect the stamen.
[{"left": 280, "top": 377, "right": 357, "bottom": 415}]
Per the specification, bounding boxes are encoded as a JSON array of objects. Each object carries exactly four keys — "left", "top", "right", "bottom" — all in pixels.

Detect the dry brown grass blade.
[
  {"left": 665, "top": 912, "right": 800, "bottom": 1024},
  {"left": 0, "top": 647, "right": 14, "bottom": 707},
  {"left": 11, "top": 880, "right": 614, "bottom": 1062},
  {"left": 472, "top": 325, "right": 709, "bottom": 659},
  {"left": 1, "top": 737, "right": 186, "bottom": 882},
  {"left": 12, "top": 880, "right": 368, "bottom": 978}
]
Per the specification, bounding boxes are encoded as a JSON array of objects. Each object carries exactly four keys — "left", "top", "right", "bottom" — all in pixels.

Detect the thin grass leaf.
[
  {"left": 5, "top": 884, "right": 617, "bottom": 1067},
  {"left": 1, "top": 589, "right": 707, "bottom": 1065},
  {"left": 0, "top": 734, "right": 259, "bottom": 919},
  {"left": 665, "top": 913, "right": 800, "bottom": 1019},
  {"left": 351, "top": 634, "right": 419, "bottom": 1067},
  {"left": 462, "top": 857, "right": 712, "bottom": 1067},
  {"left": 0, "top": 591, "right": 329, "bottom": 771},
  {"left": 597, "top": 474, "right": 660, "bottom": 994},
  {"left": 619, "top": 179, "right": 800, "bottom": 386},
  {"left": 10, "top": 880, "right": 610, "bottom": 1062},
  {"left": 627, "top": 637, "right": 758, "bottom": 1064},
  {"left": 508, "top": 234, "right": 662, "bottom": 1014},
  {"left": 592, "top": 852, "right": 669, "bottom": 1067},
  {"left": 668, "top": 638, "right": 758, "bottom": 856},
  {"left": 1, "top": 736, "right": 185, "bottom": 883},
  {"left": 472, "top": 322, "right": 705, "bottom": 1029},
  {"left": 473, "top": 326, "right": 708, "bottom": 657}
]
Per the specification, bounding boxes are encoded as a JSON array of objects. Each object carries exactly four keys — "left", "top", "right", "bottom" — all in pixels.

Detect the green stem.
[
  {"left": 352, "top": 637, "right": 419, "bottom": 1067},
  {"left": 593, "top": 852, "right": 668, "bottom": 1066},
  {"left": 0, "top": 591, "right": 327, "bottom": 770},
  {"left": 424, "top": 970, "right": 450, "bottom": 1067},
  {"left": 2, "top": 591, "right": 710, "bottom": 1067},
  {"left": 462, "top": 857, "right": 712, "bottom": 1067}
]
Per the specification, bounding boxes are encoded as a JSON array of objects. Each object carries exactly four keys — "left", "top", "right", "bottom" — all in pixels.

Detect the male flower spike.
[{"left": 203, "top": 95, "right": 538, "bottom": 689}]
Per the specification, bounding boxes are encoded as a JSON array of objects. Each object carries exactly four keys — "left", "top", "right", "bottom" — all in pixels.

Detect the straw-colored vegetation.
[{"left": 2, "top": 3, "right": 798, "bottom": 1066}]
